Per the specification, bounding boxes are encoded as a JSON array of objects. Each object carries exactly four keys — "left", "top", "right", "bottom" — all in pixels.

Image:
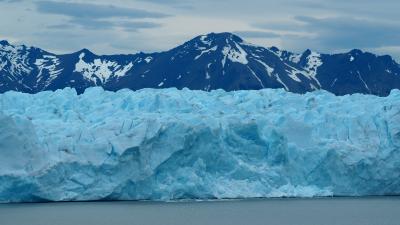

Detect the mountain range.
[{"left": 1, "top": 32, "right": 399, "bottom": 96}]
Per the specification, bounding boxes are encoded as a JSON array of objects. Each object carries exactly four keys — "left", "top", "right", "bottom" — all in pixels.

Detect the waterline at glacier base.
[{"left": 0, "top": 87, "right": 399, "bottom": 203}]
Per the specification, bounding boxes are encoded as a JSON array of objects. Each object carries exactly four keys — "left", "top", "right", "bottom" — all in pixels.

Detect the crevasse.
[{"left": 0, "top": 87, "right": 399, "bottom": 203}]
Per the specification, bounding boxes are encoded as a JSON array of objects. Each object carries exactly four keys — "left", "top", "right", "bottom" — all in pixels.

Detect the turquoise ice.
[{"left": 0, "top": 87, "right": 399, "bottom": 202}]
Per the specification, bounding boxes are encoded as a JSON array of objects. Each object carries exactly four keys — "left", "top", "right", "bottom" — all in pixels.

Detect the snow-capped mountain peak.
[{"left": 0, "top": 32, "right": 400, "bottom": 96}]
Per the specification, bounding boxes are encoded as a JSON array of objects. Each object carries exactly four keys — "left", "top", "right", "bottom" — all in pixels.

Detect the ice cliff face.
[{"left": 0, "top": 88, "right": 399, "bottom": 202}]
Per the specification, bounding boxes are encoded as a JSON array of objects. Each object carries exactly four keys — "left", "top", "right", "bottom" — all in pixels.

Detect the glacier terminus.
[{"left": 0, "top": 87, "right": 400, "bottom": 203}]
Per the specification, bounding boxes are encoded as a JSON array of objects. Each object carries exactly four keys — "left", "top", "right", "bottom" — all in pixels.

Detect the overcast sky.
[{"left": 1, "top": 0, "right": 399, "bottom": 60}]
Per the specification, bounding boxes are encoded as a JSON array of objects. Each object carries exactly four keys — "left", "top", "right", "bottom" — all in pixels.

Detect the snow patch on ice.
[
  {"left": 145, "top": 57, "right": 153, "bottom": 63},
  {"left": 0, "top": 43, "right": 33, "bottom": 79},
  {"left": 115, "top": 62, "right": 133, "bottom": 77},
  {"left": 74, "top": 53, "right": 133, "bottom": 83},
  {"left": 34, "top": 55, "right": 63, "bottom": 87},
  {"left": 222, "top": 43, "right": 248, "bottom": 66},
  {"left": 285, "top": 68, "right": 303, "bottom": 82},
  {"left": 248, "top": 67, "right": 265, "bottom": 88},
  {"left": 357, "top": 71, "right": 370, "bottom": 92},
  {"left": 301, "top": 51, "right": 323, "bottom": 86},
  {"left": 276, "top": 74, "right": 289, "bottom": 90},
  {"left": 305, "top": 52, "right": 323, "bottom": 77},
  {"left": 254, "top": 59, "right": 274, "bottom": 76},
  {"left": 195, "top": 46, "right": 218, "bottom": 60},
  {"left": 289, "top": 54, "right": 301, "bottom": 64},
  {"left": 200, "top": 35, "right": 212, "bottom": 46}
]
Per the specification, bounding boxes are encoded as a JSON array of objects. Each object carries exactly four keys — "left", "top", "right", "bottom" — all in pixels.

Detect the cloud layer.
[
  {"left": 36, "top": 1, "right": 169, "bottom": 19},
  {"left": 0, "top": 0, "right": 399, "bottom": 60}
]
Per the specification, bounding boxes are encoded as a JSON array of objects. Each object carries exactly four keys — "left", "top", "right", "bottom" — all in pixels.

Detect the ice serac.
[{"left": 0, "top": 87, "right": 400, "bottom": 202}]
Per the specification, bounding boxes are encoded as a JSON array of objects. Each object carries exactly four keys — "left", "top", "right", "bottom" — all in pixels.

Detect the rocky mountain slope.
[{"left": 1, "top": 33, "right": 399, "bottom": 96}]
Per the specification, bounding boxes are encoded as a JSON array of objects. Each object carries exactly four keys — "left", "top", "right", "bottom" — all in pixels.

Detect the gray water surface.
[{"left": 0, "top": 197, "right": 399, "bottom": 225}]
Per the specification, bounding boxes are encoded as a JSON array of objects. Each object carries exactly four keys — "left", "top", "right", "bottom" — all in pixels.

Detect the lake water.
[{"left": 0, "top": 197, "right": 399, "bottom": 225}]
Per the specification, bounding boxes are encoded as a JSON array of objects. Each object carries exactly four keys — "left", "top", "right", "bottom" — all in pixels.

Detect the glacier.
[{"left": 0, "top": 87, "right": 399, "bottom": 203}]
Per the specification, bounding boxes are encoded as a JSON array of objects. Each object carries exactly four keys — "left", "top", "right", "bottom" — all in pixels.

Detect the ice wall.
[{"left": 0, "top": 87, "right": 399, "bottom": 202}]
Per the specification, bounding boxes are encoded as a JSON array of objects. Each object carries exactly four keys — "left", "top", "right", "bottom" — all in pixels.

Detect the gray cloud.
[
  {"left": 46, "top": 23, "right": 76, "bottom": 30},
  {"left": 252, "top": 15, "right": 400, "bottom": 60},
  {"left": 291, "top": 0, "right": 400, "bottom": 19},
  {"left": 47, "top": 19, "right": 161, "bottom": 32},
  {"left": 233, "top": 31, "right": 281, "bottom": 39},
  {"left": 36, "top": 1, "right": 169, "bottom": 19},
  {"left": 252, "top": 21, "right": 302, "bottom": 32},
  {"left": 0, "top": 0, "right": 22, "bottom": 2},
  {"left": 119, "top": 21, "right": 162, "bottom": 32},
  {"left": 68, "top": 18, "right": 115, "bottom": 30},
  {"left": 49, "top": 18, "right": 161, "bottom": 31},
  {"left": 289, "top": 16, "right": 400, "bottom": 50},
  {"left": 36, "top": 1, "right": 166, "bottom": 32},
  {"left": 135, "top": 0, "right": 195, "bottom": 8},
  {"left": 1, "top": 0, "right": 400, "bottom": 61}
]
